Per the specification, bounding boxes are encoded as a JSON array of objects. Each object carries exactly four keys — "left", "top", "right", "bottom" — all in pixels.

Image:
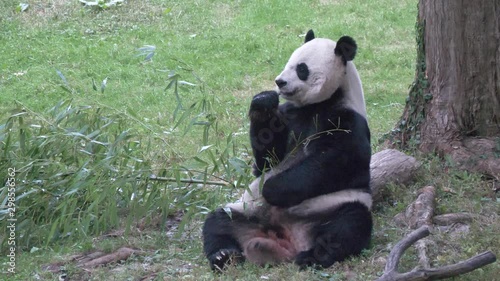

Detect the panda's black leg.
[
  {"left": 295, "top": 202, "right": 372, "bottom": 269},
  {"left": 202, "top": 208, "right": 245, "bottom": 271}
]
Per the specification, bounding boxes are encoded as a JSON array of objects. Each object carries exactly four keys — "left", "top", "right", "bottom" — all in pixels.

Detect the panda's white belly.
[{"left": 225, "top": 173, "right": 270, "bottom": 215}]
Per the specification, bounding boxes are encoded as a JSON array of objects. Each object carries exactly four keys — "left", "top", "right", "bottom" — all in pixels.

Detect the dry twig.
[
  {"left": 375, "top": 226, "right": 497, "bottom": 281},
  {"left": 415, "top": 239, "right": 431, "bottom": 269},
  {"left": 432, "top": 212, "right": 482, "bottom": 226},
  {"left": 393, "top": 186, "right": 436, "bottom": 228},
  {"left": 80, "top": 247, "right": 143, "bottom": 268},
  {"left": 148, "top": 175, "right": 228, "bottom": 186}
]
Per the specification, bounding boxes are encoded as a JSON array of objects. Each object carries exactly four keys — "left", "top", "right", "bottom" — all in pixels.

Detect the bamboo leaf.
[
  {"left": 199, "top": 145, "right": 213, "bottom": 153},
  {"left": 126, "top": 107, "right": 139, "bottom": 119},
  {"left": 192, "top": 156, "right": 209, "bottom": 167},
  {"left": 47, "top": 218, "right": 60, "bottom": 245},
  {"left": 101, "top": 77, "right": 108, "bottom": 93},
  {"left": 228, "top": 157, "right": 248, "bottom": 175},
  {"left": 92, "top": 78, "right": 98, "bottom": 91},
  {"left": 178, "top": 80, "right": 196, "bottom": 86},
  {"left": 56, "top": 70, "right": 68, "bottom": 85}
]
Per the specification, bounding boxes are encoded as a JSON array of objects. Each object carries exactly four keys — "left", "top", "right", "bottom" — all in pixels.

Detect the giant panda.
[{"left": 202, "top": 29, "right": 372, "bottom": 271}]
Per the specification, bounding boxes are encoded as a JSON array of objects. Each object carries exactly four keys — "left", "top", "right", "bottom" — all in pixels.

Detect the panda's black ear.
[
  {"left": 335, "top": 36, "right": 357, "bottom": 63},
  {"left": 304, "top": 30, "right": 315, "bottom": 43}
]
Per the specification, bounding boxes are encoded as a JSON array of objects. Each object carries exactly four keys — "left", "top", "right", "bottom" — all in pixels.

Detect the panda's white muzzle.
[
  {"left": 275, "top": 78, "right": 297, "bottom": 98},
  {"left": 275, "top": 79, "right": 287, "bottom": 89}
]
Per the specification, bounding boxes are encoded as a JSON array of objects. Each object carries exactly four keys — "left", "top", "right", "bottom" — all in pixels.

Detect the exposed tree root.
[
  {"left": 391, "top": 136, "right": 500, "bottom": 181},
  {"left": 439, "top": 137, "right": 500, "bottom": 181}
]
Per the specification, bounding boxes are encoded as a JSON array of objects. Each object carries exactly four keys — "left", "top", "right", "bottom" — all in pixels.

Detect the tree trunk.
[{"left": 395, "top": 0, "right": 500, "bottom": 178}]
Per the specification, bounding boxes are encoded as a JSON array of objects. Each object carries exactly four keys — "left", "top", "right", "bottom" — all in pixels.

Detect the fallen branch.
[
  {"left": 383, "top": 225, "right": 431, "bottom": 275},
  {"left": 432, "top": 212, "right": 481, "bottom": 226},
  {"left": 148, "top": 175, "right": 228, "bottom": 186},
  {"left": 415, "top": 239, "right": 431, "bottom": 269},
  {"left": 370, "top": 149, "right": 421, "bottom": 202},
  {"left": 80, "top": 247, "right": 143, "bottom": 268},
  {"left": 393, "top": 186, "right": 436, "bottom": 228},
  {"left": 376, "top": 226, "right": 497, "bottom": 281},
  {"left": 73, "top": 251, "right": 107, "bottom": 265}
]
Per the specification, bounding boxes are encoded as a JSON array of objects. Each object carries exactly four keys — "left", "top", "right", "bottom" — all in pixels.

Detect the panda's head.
[{"left": 275, "top": 30, "right": 363, "bottom": 112}]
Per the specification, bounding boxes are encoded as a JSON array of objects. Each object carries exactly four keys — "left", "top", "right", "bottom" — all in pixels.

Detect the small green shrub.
[
  {"left": 0, "top": 67, "right": 252, "bottom": 251},
  {"left": 0, "top": 100, "right": 152, "bottom": 249}
]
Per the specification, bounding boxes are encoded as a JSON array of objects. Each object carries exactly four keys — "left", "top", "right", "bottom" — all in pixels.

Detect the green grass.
[
  {"left": 0, "top": 0, "right": 498, "bottom": 280},
  {"left": 0, "top": 0, "right": 415, "bottom": 144}
]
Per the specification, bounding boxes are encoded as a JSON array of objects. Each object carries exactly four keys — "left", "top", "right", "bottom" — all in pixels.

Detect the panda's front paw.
[
  {"left": 250, "top": 91, "right": 279, "bottom": 113},
  {"left": 262, "top": 177, "right": 303, "bottom": 208},
  {"left": 262, "top": 183, "right": 289, "bottom": 208}
]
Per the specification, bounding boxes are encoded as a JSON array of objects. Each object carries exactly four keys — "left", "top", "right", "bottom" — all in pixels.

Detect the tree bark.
[{"left": 394, "top": 0, "right": 500, "bottom": 178}]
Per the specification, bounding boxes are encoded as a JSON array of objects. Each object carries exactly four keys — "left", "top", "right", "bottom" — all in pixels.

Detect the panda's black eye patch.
[{"left": 296, "top": 63, "right": 309, "bottom": 81}]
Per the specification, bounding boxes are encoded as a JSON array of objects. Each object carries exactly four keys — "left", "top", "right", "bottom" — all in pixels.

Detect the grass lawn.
[{"left": 0, "top": 0, "right": 498, "bottom": 280}]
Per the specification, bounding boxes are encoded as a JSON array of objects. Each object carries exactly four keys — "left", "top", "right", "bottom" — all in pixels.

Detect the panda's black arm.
[
  {"left": 249, "top": 91, "right": 289, "bottom": 177},
  {"left": 250, "top": 121, "right": 289, "bottom": 177},
  {"left": 261, "top": 133, "right": 371, "bottom": 208},
  {"left": 262, "top": 151, "right": 370, "bottom": 207}
]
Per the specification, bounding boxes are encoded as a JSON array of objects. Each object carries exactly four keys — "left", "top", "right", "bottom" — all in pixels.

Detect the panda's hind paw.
[
  {"left": 295, "top": 251, "right": 323, "bottom": 270},
  {"left": 208, "top": 249, "right": 244, "bottom": 272}
]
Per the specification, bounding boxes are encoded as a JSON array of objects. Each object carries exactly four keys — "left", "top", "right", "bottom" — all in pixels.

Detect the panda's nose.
[{"left": 275, "top": 79, "right": 287, "bottom": 89}]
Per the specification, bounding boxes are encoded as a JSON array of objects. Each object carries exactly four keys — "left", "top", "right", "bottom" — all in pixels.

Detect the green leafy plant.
[
  {"left": 0, "top": 100, "right": 157, "bottom": 249},
  {"left": 161, "top": 66, "right": 252, "bottom": 189},
  {"left": 0, "top": 65, "right": 252, "bottom": 251}
]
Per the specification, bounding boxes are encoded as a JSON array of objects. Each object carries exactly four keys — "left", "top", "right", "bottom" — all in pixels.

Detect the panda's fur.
[{"left": 203, "top": 30, "right": 372, "bottom": 271}]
